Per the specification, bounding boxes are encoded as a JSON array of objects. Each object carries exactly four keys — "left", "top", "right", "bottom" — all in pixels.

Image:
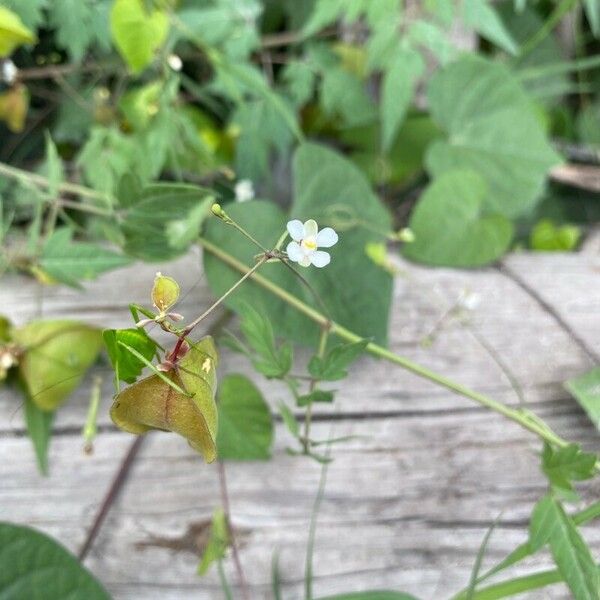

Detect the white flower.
[
  {"left": 286, "top": 219, "right": 338, "bottom": 268},
  {"left": 167, "top": 54, "right": 183, "bottom": 72},
  {"left": 1, "top": 60, "right": 17, "bottom": 85},
  {"left": 234, "top": 179, "right": 255, "bottom": 202}
]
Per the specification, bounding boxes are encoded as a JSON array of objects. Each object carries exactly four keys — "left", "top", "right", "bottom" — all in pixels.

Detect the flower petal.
[
  {"left": 287, "top": 220, "right": 304, "bottom": 242},
  {"left": 303, "top": 219, "right": 318, "bottom": 238},
  {"left": 310, "top": 250, "right": 331, "bottom": 268},
  {"left": 286, "top": 241, "right": 303, "bottom": 262},
  {"left": 316, "top": 227, "right": 338, "bottom": 248},
  {"left": 299, "top": 254, "right": 312, "bottom": 267}
]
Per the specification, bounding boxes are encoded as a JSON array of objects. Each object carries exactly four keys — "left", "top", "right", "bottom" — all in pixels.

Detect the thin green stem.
[{"left": 197, "top": 236, "right": 571, "bottom": 450}]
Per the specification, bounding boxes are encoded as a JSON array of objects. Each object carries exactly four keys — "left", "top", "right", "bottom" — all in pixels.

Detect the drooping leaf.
[
  {"left": 12, "top": 320, "right": 103, "bottom": 411},
  {"left": 197, "top": 508, "right": 229, "bottom": 576},
  {"left": 278, "top": 401, "right": 299, "bottom": 437},
  {"left": 216, "top": 374, "right": 274, "bottom": 460},
  {"left": 120, "top": 184, "right": 213, "bottom": 261},
  {"left": 403, "top": 170, "right": 514, "bottom": 267},
  {"left": 110, "top": 0, "right": 169, "bottom": 73},
  {"left": 565, "top": 367, "right": 600, "bottom": 432},
  {"left": 529, "top": 495, "right": 600, "bottom": 599},
  {"left": 0, "top": 6, "right": 37, "bottom": 57},
  {"left": 38, "top": 228, "right": 131, "bottom": 288},
  {"left": 462, "top": 0, "right": 518, "bottom": 55},
  {"left": 541, "top": 443, "right": 597, "bottom": 499},
  {"left": 24, "top": 395, "right": 54, "bottom": 475},
  {"left": 381, "top": 48, "right": 424, "bottom": 151},
  {"left": 426, "top": 55, "right": 561, "bottom": 218},
  {"left": 308, "top": 340, "right": 368, "bottom": 381},
  {"left": 110, "top": 336, "right": 219, "bottom": 462},
  {"left": 0, "top": 522, "right": 109, "bottom": 599},
  {"left": 103, "top": 328, "right": 157, "bottom": 384}
]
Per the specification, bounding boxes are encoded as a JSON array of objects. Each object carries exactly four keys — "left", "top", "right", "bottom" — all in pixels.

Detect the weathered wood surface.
[{"left": 1, "top": 243, "right": 599, "bottom": 600}]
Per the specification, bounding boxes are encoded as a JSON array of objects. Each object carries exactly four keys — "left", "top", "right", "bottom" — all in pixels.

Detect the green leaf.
[
  {"left": 120, "top": 184, "right": 213, "bottom": 261},
  {"left": 462, "top": 0, "right": 518, "bottom": 55},
  {"left": 39, "top": 228, "right": 131, "bottom": 287},
  {"left": 278, "top": 401, "right": 299, "bottom": 437},
  {"left": 381, "top": 48, "right": 424, "bottom": 151},
  {"left": 110, "top": 0, "right": 169, "bottom": 73},
  {"left": 316, "top": 592, "right": 419, "bottom": 600},
  {"left": 216, "top": 374, "right": 274, "bottom": 460},
  {"left": 530, "top": 220, "right": 581, "bottom": 251},
  {"left": 583, "top": 0, "right": 600, "bottom": 37},
  {"left": 541, "top": 443, "right": 597, "bottom": 500},
  {"left": 43, "top": 133, "right": 64, "bottom": 199},
  {"left": 308, "top": 340, "right": 368, "bottom": 381},
  {"left": 0, "top": 6, "right": 36, "bottom": 57},
  {"left": 0, "top": 522, "right": 109, "bottom": 598},
  {"left": 12, "top": 320, "right": 103, "bottom": 411},
  {"left": 110, "top": 336, "right": 219, "bottom": 463},
  {"left": 0, "top": 0, "right": 47, "bottom": 30},
  {"left": 103, "top": 328, "right": 157, "bottom": 384},
  {"left": 529, "top": 495, "right": 600, "bottom": 599},
  {"left": 426, "top": 55, "right": 561, "bottom": 218},
  {"left": 197, "top": 508, "right": 229, "bottom": 576},
  {"left": 403, "top": 170, "right": 514, "bottom": 267},
  {"left": 239, "top": 305, "right": 293, "bottom": 378},
  {"left": 297, "top": 389, "right": 334, "bottom": 407},
  {"left": 565, "top": 367, "right": 600, "bottom": 432},
  {"left": 24, "top": 395, "right": 54, "bottom": 475}
]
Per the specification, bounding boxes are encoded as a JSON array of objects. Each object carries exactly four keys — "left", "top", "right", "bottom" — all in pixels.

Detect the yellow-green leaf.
[
  {"left": 12, "top": 320, "right": 103, "bottom": 411},
  {"left": 0, "top": 7, "right": 37, "bottom": 57},
  {"left": 110, "top": 0, "right": 169, "bottom": 74},
  {"left": 110, "top": 336, "right": 219, "bottom": 463}
]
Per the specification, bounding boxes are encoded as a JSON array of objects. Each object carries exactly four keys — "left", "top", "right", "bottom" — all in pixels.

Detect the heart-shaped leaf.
[
  {"left": 110, "top": 336, "right": 219, "bottom": 463},
  {"left": 426, "top": 55, "right": 560, "bottom": 218},
  {"left": 12, "top": 320, "right": 103, "bottom": 411},
  {"left": 403, "top": 170, "right": 514, "bottom": 267}
]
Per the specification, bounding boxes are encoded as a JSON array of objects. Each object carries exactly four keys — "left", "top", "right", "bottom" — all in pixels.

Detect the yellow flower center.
[{"left": 302, "top": 238, "right": 317, "bottom": 251}]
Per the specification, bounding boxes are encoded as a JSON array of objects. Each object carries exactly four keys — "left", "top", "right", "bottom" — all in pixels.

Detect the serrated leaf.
[
  {"left": 39, "top": 228, "right": 131, "bottom": 287},
  {"left": 542, "top": 443, "right": 597, "bottom": 499},
  {"left": 426, "top": 55, "right": 561, "bottom": 218},
  {"left": 0, "top": 6, "right": 37, "bottom": 57},
  {"left": 530, "top": 495, "right": 600, "bottom": 599},
  {"left": 197, "top": 508, "right": 229, "bottom": 576},
  {"left": 0, "top": 522, "right": 109, "bottom": 599},
  {"left": 110, "top": 0, "right": 169, "bottom": 73},
  {"left": 12, "top": 320, "right": 103, "bottom": 412},
  {"left": 404, "top": 170, "right": 513, "bottom": 267},
  {"left": 24, "top": 394, "right": 54, "bottom": 475},
  {"left": 216, "top": 374, "right": 273, "bottom": 460},
  {"left": 308, "top": 340, "right": 368, "bottom": 381},
  {"left": 297, "top": 389, "right": 334, "bottom": 407},
  {"left": 103, "top": 328, "right": 156, "bottom": 384},
  {"left": 463, "top": 0, "right": 518, "bottom": 55},
  {"left": 110, "top": 336, "right": 219, "bottom": 462},
  {"left": 566, "top": 367, "right": 600, "bottom": 432}
]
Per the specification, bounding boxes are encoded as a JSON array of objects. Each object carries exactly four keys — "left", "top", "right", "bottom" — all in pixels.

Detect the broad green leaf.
[
  {"left": 408, "top": 20, "right": 454, "bottom": 65},
  {"left": 120, "top": 184, "right": 213, "bottom": 261},
  {"left": 110, "top": 0, "right": 169, "bottom": 73},
  {"left": 530, "top": 220, "right": 581, "bottom": 251},
  {"left": 239, "top": 305, "right": 293, "bottom": 378},
  {"left": 24, "top": 395, "right": 54, "bottom": 475},
  {"left": 0, "top": 0, "right": 47, "bottom": 29},
  {"left": 308, "top": 340, "right": 368, "bottom": 381},
  {"left": 12, "top": 320, "right": 103, "bottom": 411},
  {"left": 541, "top": 443, "right": 597, "bottom": 499},
  {"left": 426, "top": 55, "right": 561, "bottom": 218},
  {"left": 0, "top": 6, "right": 36, "bottom": 57},
  {"left": 39, "top": 228, "right": 131, "bottom": 288},
  {"left": 103, "top": 328, "right": 157, "bottom": 384},
  {"left": 197, "top": 508, "right": 229, "bottom": 575},
  {"left": 216, "top": 374, "right": 274, "bottom": 460},
  {"left": 463, "top": 0, "right": 518, "bottom": 55},
  {"left": 316, "top": 592, "right": 419, "bottom": 600},
  {"left": 0, "top": 522, "right": 109, "bottom": 599},
  {"left": 530, "top": 495, "right": 600, "bottom": 599},
  {"left": 297, "top": 389, "right": 334, "bottom": 407},
  {"left": 110, "top": 336, "right": 219, "bottom": 462},
  {"left": 403, "top": 170, "right": 513, "bottom": 267},
  {"left": 566, "top": 367, "right": 600, "bottom": 431},
  {"left": 381, "top": 48, "right": 424, "bottom": 151}
]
